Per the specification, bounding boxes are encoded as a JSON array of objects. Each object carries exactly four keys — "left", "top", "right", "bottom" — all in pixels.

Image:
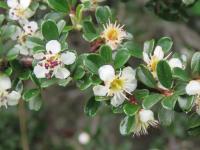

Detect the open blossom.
[
  {"left": 7, "top": 0, "right": 33, "bottom": 21},
  {"left": 33, "top": 40, "right": 76, "bottom": 79},
  {"left": 133, "top": 109, "right": 158, "bottom": 136},
  {"left": 93, "top": 65, "right": 137, "bottom": 107},
  {"left": 101, "top": 21, "right": 128, "bottom": 50},
  {"left": 143, "top": 46, "right": 183, "bottom": 77},
  {"left": 186, "top": 80, "right": 200, "bottom": 115},
  {"left": 0, "top": 74, "right": 21, "bottom": 108},
  {"left": 12, "top": 21, "right": 38, "bottom": 55}
]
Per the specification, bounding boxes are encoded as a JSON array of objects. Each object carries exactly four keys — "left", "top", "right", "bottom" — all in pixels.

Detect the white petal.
[
  {"left": 46, "top": 40, "right": 61, "bottom": 54},
  {"left": 11, "top": 26, "right": 22, "bottom": 40},
  {"left": 55, "top": 68, "right": 70, "bottom": 79},
  {"left": 93, "top": 85, "right": 108, "bottom": 96},
  {"left": 139, "top": 109, "right": 154, "bottom": 123},
  {"left": 186, "top": 80, "right": 200, "bottom": 95},
  {"left": 168, "top": 58, "right": 183, "bottom": 68},
  {"left": 0, "top": 75, "right": 11, "bottom": 90},
  {"left": 78, "top": 132, "right": 90, "bottom": 145},
  {"left": 143, "top": 52, "right": 150, "bottom": 64},
  {"left": 61, "top": 52, "right": 76, "bottom": 65},
  {"left": 33, "top": 65, "right": 49, "bottom": 78},
  {"left": 7, "top": 91, "right": 21, "bottom": 106},
  {"left": 154, "top": 46, "right": 164, "bottom": 60},
  {"left": 121, "top": 66, "right": 136, "bottom": 81},
  {"left": 23, "top": 21, "right": 38, "bottom": 34},
  {"left": 124, "top": 79, "right": 137, "bottom": 93},
  {"left": 19, "top": 46, "right": 29, "bottom": 56},
  {"left": 7, "top": 0, "right": 19, "bottom": 8},
  {"left": 111, "top": 93, "right": 125, "bottom": 107},
  {"left": 20, "top": 0, "right": 31, "bottom": 9},
  {"left": 98, "top": 65, "right": 115, "bottom": 82},
  {"left": 33, "top": 53, "right": 45, "bottom": 60}
]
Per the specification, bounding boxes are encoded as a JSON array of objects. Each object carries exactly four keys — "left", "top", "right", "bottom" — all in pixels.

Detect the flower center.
[
  {"left": 106, "top": 28, "right": 119, "bottom": 41},
  {"left": 42, "top": 54, "right": 61, "bottom": 69},
  {"left": 15, "top": 8, "right": 26, "bottom": 17},
  {"left": 150, "top": 56, "right": 159, "bottom": 72},
  {"left": 110, "top": 77, "right": 124, "bottom": 91}
]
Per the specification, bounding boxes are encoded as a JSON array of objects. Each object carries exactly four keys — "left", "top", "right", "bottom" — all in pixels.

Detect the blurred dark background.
[{"left": 1, "top": 0, "right": 200, "bottom": 150}]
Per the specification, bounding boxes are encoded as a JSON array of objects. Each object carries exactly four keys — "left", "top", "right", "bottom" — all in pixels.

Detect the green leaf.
[
  {"left": 178, "top": 95, "right": 195, "bottom": 112},
  {"left": 23, "top": 89, "right": 40, "bottom": 101},
  {"left": 123, "top": 103, "right": 140, "bottom": 116},
  {"left": 47, "top": 0, "right": 70, "bottom": 13},
  {"left": 143, "top": 39, "right": 155, "bottom": 54},
  {"left": 143, "top": 93, "right": 164, "bottom": 109},
  {"left": 173, "top": 68, "right": 190, "bottom": 81},
  {"left": 120, "top": 116, "right": 135, "bottom": 135},
  {"left": 0, "top": 1, "right": 8, "bottom": 9},
  {"left": 19, "top": 69, "right": 31, "bottom": 80},
  {"left": 77, "top": 75, "right": 92, "bottom": 91},
  {"left": 157, "top": 60, "right": 173, "bottom": 89},
  {"left": 157, "top": 37, "right": 173, "bottom": 53},
  {"left": 158, "top": 107, "right": 174, "bottom": 126},
  {"left": 42, "top": 20, "right": 59, "bottom": 40},
  {"left": 191, "top": 52, "right": 200, "bottom": 77},
  {"left": 124, "top": 41, "right": 142, "bottom": 58},
  {"left": 29, "top": 96, "right": 42, "bottom": 111},
  {"left": 84, "top": 54, "right": 105, "bottom": 74},
  {"left": 188, "top": 113, "right": 200, "bottom": 129},
  {"left": 99, "top": 45, "right": 112, "bottom": 63},
  {"left": 161, "top": 94, "right": 178, "bottom": 110},
  {"left": 114, "top": 49, "right": 130, "bottom": 69},
  {"left": 133, "top": 89, "right": 149, "bottom": 100},
  {"left": 136, "top": 65, "right": 157, "bottom": 88},
  {"left": 95, "top": 6, "right": 112, "bottom": 24},
  {"left": 73, "top": 66, "right": 85, "bottom": 80},
  {"left": 82, "top": 21, "right": 99, "bottom": 42},
  {"left": 40, "top": 78, "right": 58, "bottom": 88},
  {"left": 84, "top": 97, "right": 101, "bottom": 117}
]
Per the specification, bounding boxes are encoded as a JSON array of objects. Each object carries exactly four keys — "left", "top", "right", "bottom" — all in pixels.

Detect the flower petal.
[
  {"left": 34, "top": 65, "right": 49, "bottom": 78},
  {"left": 23, "top": 21, "right": 38, "bottom": 34},
  {"left": 121, "top": 66, "right": 136, "bottom": 81},
  {"left": 139, "top": 109, "right": 154, "bottom": 123},
  {"left": 93, "top": 85, "right": 108, "bottom": 96},
  {"left": 168, "top": 58, "right": 183, "bottom": 68},
  {"left": 61, "top": 52, "right": 76, "bottom": 65},
  {"left": 54, "top": 68, "right": 70, "bottom": 79},
  {"left": 11, "top": 26, "right": 22, "bottom": 40},
  {"left": 154, "top": 46, "right": 164, "bottom": 60},
  {"left": 20, "top": 0, "right": 31, "bottom": 9},
  {"left": 0, "top": 75, "right": 11, "bottom": 90},
  {"left": 186, "top": 80, "right": 200, "bottom": 95},
  {"left": 7, "top": 0, "right": 19, "bottom": 8},
  {"left": 124, "top": 79, "right": 137, "bottom": 93},
  {"left": 111, "top": 92, "right": 125, "bottom": 107},
  {"left": 98, "top": 65, "right": 115, "bottom": 82},
  {"left": 143, "top": 52, "right": 150, "bottom": 64},
  {"left": 46, "top": 40, "right": 61, "bottom": 54},
  {"left": 7, "top": 91, "right": 21, "bottom": 106}
]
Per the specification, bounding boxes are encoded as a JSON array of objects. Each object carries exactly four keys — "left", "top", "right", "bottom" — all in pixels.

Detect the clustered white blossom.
[
  {"left": 33, "top": 40, "right": 76, "bottom": 79},
  {"left": 0, "top": 74, "right": 21, "bottom": 108},
  {"left": 93, "top": 65, "right": 137, "bottom": 107}
]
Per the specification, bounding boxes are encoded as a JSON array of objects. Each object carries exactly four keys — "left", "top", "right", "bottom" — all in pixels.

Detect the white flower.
[
  {"left": 33, "top": 40, "right": 76, "bottom": 79},
  {"left": 186, "top": 80, "right": 200, "bottom": 115},
  {"left": 11, "top": 21, "right": 38, "bottom": 56},
  {"left": 93, "top": 65, "right": 137, "bottom": 107},
  {"left": 101, "top": 21, "right": 128, "bottom": 50},
  {"left": 133, "top": 109, "right": 158, "bottom": 136},
  {"left": 78, "top": 132, "right": 90, "bottom": 145},
  {"left": 182, "top": 0, "right": 195, "bottom": 5},
  {"left": 143, "top": 46, "right": 183, "bottom": 77},
  {"left": 7, "top": 0, "right": 33, "bottom": 21},
  {"left": 0, "top": 74, "right": 21, "bottom": 108}
]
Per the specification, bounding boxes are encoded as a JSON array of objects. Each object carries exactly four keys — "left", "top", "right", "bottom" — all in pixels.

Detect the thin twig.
[{"left": 19, "top": 99, "right": 30, "bottom": 150}]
